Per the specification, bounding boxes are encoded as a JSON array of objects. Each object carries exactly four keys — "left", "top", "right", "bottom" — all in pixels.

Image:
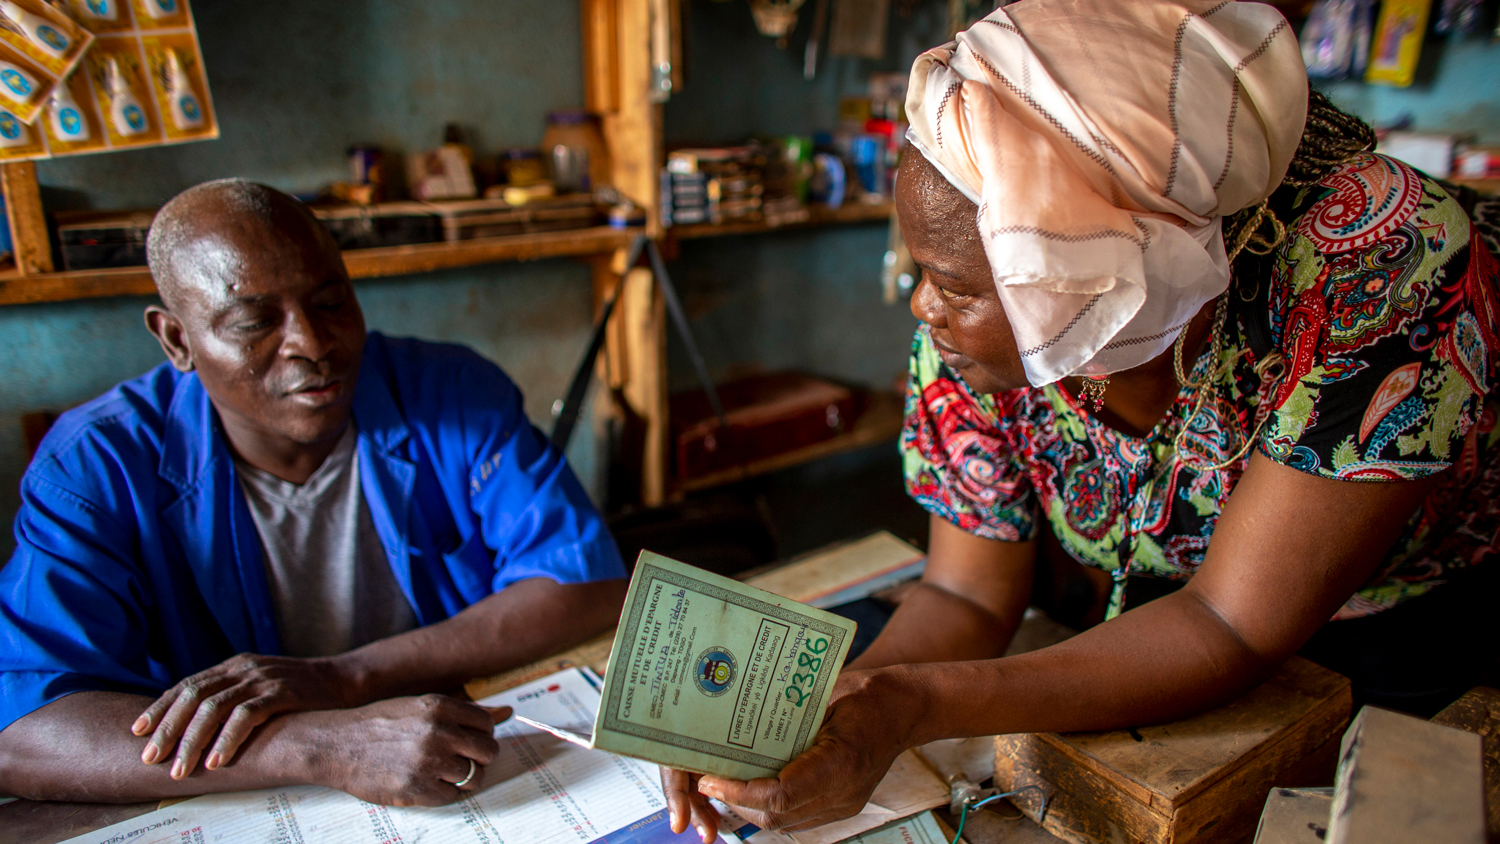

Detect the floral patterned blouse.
[{"left": 901, "top": 153, "right": 1500, "bottom": 620}]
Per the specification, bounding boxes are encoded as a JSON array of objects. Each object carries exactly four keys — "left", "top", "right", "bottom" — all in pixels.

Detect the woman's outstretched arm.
[{"left": 692, "top": 452, "right": 1437, "bottom": 834}]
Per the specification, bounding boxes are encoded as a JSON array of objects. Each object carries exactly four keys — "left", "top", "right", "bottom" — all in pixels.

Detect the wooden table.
[{"left": 3, "top": 531, "right": 1068, "bottom": 844}]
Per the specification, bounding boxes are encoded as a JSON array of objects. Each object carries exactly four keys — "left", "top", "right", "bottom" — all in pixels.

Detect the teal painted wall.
[
  {"left": 0, "top": 0, "right": 604, "bottom": 559},
  {"left": 662, "top": 0, "right": 945, "bottom": 394},
  {"left": 1318, "top": 34, "right": 1500, "bottom": 144}
]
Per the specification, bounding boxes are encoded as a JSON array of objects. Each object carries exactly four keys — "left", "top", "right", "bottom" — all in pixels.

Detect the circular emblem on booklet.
[{"left": 694, "top": 647, "right": 737, "bottom": 697}]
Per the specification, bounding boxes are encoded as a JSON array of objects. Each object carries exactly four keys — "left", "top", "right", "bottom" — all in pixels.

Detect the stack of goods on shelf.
[
  {"left": 835, "top": 72, "right": 907, "bottom": 202},
  {"left": 427, "top": 195, "right": 603, "bottom": 241},
  {"left": 56, "top": 208, "right": 155, "bottom": 271},
  {"left": 660, "top": 145, "right": 766, "bottom": 227}
]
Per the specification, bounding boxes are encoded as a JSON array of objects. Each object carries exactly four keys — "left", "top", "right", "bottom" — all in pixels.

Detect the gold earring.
[{"left": 1080, "top": 375, "right": 1110, "bottom": 412}]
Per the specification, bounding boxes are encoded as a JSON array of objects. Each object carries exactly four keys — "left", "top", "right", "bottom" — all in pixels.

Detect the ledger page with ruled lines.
[{"left": 64, "top": 669, "right": 670, "bottom": 844}]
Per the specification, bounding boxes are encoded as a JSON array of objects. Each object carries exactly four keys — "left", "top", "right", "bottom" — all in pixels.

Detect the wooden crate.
[
  {"left": 1431, "top": 686, "right": 1500, "bottom": 841},
  {"left": 994, "top": 657, "right": 1351, "bottom": 844}
]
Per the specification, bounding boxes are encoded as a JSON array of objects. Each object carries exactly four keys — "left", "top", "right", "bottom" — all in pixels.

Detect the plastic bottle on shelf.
[
  {"left": 73, "top": 0, "right": 118, "bottom": 22},
  {"left": 0, "top": 59, "right": 37, "bottom": 105},
  {"left": 541, "top": 109, "right": 610, "bottom": 194},
  {"left": 48, "top": 77, "right": 88, "bottom": 141},
  {"left": 105, "top": 56, "right": 148, "bottom": 136},
  {"left": 162, "top": 48, "right": 202, "bottom": 130},
  {"left": 0, "top": 108, "right": 29, "bottom": 148},
  {"left": 0, "top": 0, "right": 69, "bottom": 60},
  {"left": 140, "top": 0, "right": 178, "bottom": 20}
]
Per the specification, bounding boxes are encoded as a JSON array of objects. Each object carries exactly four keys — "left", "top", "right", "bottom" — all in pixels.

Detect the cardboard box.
[
  {"left": 1326, "top": 706, "right": 1485, "bottom": 844},
  {"left": 1252, "top": 787, "right": 1332, "bottom": 844}
]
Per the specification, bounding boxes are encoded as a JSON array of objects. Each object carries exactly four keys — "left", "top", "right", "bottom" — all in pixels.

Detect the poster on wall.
[{"left": 0, "top": 0, "right": 216, "bottom": 161}]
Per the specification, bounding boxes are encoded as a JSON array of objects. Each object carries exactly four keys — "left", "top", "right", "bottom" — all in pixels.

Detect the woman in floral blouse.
[{"left": 662, "top": 2, "right": 1500, "bottom": 838}]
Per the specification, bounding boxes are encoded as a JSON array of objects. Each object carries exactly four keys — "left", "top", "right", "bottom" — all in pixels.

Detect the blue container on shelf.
[
  {"left": 851, "top": 135, "right": 884, "bottom": 197},
  {"left": 0, "top": 191, "right": 11, "bottom": 261}
]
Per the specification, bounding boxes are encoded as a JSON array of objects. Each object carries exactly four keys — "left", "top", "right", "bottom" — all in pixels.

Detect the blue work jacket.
[{"left": 0, "top": 333, "right": 624, "bottom": 732}]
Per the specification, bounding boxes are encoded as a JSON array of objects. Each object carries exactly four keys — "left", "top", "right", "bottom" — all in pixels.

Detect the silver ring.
[{"left": 454, "top": 758, "right": 477, "bottom": 788}]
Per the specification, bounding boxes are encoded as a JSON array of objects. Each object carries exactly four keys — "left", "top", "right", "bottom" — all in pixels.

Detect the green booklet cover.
[{"left": 589, "top": 551, "right": 858, "bottom": 780}]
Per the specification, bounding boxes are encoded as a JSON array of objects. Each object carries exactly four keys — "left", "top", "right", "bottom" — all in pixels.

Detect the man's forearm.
[
  {"left": 338, "top": 577, "right": 628, "bottom": 702},
  {"left": 895, "top": 587, "right": 1271, "bottom": 746},
  {"left": 0, "top": 692, "right": 316, "bottom": 802}
]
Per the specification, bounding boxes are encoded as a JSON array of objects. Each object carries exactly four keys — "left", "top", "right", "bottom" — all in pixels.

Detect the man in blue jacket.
[{"left": 0, "top": 180, "right": 628, "bottom": 806}]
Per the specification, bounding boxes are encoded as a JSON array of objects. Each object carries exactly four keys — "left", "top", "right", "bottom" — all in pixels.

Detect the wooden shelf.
[
  {"left": 1451, "top": 177, "right": 1500, "bottom": 196},
  {"left": 342, "top": 226, "right": 632, "bottom": 278},
  {"left": 0, "top": 225, "right": 635, "bottom": 306},
  {"left": 671, "top": 389, "right": 905, "bottom": 495},
  {"left": 670, "top": 200, "right": 893, "bottom": 240}
]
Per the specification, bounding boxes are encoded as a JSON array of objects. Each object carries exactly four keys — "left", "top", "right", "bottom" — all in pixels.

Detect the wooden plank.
[
  {"left": 465, "top": 531, "right": 920, "bottom": 697},
  {"left": 465, "top": 632, "right": 615, "bottom": 701},
  {"left": 996, "top": 731, "right": 1170, "bottom": 844},
  {"left": 0, "top": 800, "right": 156, "bottom": 844},
  {"left": 937, "top": 805, "right": 1068, "bottom": 844},
  {"left": 581, "top": 0, "right": 620, "bottom": 114},
  {"left": 672, "top": 201, "right": 894, "bottom": 240},
  {"left": 2, "top": 161, "right": 54, "bottom": 275},
  {"left": 599, "top": 0, "right": 662, "bottom": 237},
  {"left": 1431, "top": 686, "right": 1500, "bottom": 842},
  {"left": 1327, "top": 706, "right": 1486, "bottom": 844},
  {"left": 0, "top": 265, "right": 156, "bottom": 305},
  {"left": 0, "top": 228, "right": 633, "bottom": 306},
  {"left": 745, "top": 531, "right": 922, "bottom": 609},
  {"left": 340, "top": 226, "right": 631, "bottom": 278},
  {"left": 674, "top": 390, "right": 904, "bottom": 494}
]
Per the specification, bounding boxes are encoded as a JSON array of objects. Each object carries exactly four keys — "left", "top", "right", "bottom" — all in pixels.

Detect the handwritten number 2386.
[{"left": 784, "top": 637, "right": 830, "bottom": 707}]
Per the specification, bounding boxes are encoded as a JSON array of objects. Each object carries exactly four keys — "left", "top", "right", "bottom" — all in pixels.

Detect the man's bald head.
[
  {"left": 142, "top": 179, "right": 365, "bottom": 468},
  {"left": 147, "top": 179, "right": 341, "bottom": 310}
]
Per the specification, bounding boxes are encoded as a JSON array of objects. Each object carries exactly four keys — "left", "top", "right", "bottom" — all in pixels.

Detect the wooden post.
[
  {"left": 2, "top": 161, "right": 53, "bottom": 276},
  {"left": 581, "top": 0, "right": 619, "bottom": 115},
  {"left": 618, "top": 265, "right": 667, "bottom": 505},
  {"left": 583, "top": 0, "right": 668, "bottom": 506}
]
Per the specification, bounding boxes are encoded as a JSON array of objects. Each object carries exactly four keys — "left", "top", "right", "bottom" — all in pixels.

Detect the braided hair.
[{"left": 1222, "top": 89, "right": 1376, "bottom": 264}]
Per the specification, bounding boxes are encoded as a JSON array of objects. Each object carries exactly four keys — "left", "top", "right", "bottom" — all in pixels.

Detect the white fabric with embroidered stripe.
[{"left": 905, "top": 0, "right": 1307, "bottom": 386}]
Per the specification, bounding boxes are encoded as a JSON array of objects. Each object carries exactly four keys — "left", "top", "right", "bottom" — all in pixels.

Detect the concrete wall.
[{"left": 0, "top": 0, "right": 602, "bottom": 559}]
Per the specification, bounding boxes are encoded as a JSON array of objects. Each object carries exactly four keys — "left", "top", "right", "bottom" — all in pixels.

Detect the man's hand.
[
  {"left": 133, "top": 652, "right": 364, "bottom": 778},
  {"left": 663, "top": 668, "right": 919, "bottom": 838},
  {"left": 307, "top": 696, "right": 511, "bottom": 807}
]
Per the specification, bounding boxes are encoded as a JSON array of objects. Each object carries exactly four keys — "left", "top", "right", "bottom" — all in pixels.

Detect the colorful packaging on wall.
[
  {"left": 0, "top": 0, "right": 215, "bottom": 161},
  {"left": 1365, "top": 0, "right": 1432, "bottom": 88},
  {"left": 1301, "top": 0, "right": 1375, "bottom": 80},
  {"left": 0, "top": 0, "right": 93, "bottom": 124}
]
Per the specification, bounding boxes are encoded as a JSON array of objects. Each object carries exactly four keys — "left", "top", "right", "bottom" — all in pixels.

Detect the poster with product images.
[
  {"left": 0, "top": 0, "right": 93, "bottom": 124},
  {"left": 0, "top": 0, "right": 215, "bottom": 161}
]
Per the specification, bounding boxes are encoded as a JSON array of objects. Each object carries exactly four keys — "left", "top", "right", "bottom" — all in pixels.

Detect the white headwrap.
[{"left": 906, "top": 0, "right": 1308, "bottom": 386}]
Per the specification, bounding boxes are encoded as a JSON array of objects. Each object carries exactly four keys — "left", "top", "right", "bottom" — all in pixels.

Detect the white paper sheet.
[{"left": 64, "top": 669, "right": 674, "bottom": 844}]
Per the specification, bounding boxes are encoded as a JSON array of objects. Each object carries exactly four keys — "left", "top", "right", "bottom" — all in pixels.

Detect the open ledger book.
[{"left": 65, "top": 668, "right": 677, "bottom": 844}]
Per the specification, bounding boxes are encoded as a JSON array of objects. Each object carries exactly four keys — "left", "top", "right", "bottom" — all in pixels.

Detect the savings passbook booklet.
[{"left": 522, "top": 551, "right": 857, "bottom": 780}]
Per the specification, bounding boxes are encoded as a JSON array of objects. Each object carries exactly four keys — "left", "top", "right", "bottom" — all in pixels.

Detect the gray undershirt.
[{"left": 234, "top": 424, "right": 418, "bottom": 658}]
